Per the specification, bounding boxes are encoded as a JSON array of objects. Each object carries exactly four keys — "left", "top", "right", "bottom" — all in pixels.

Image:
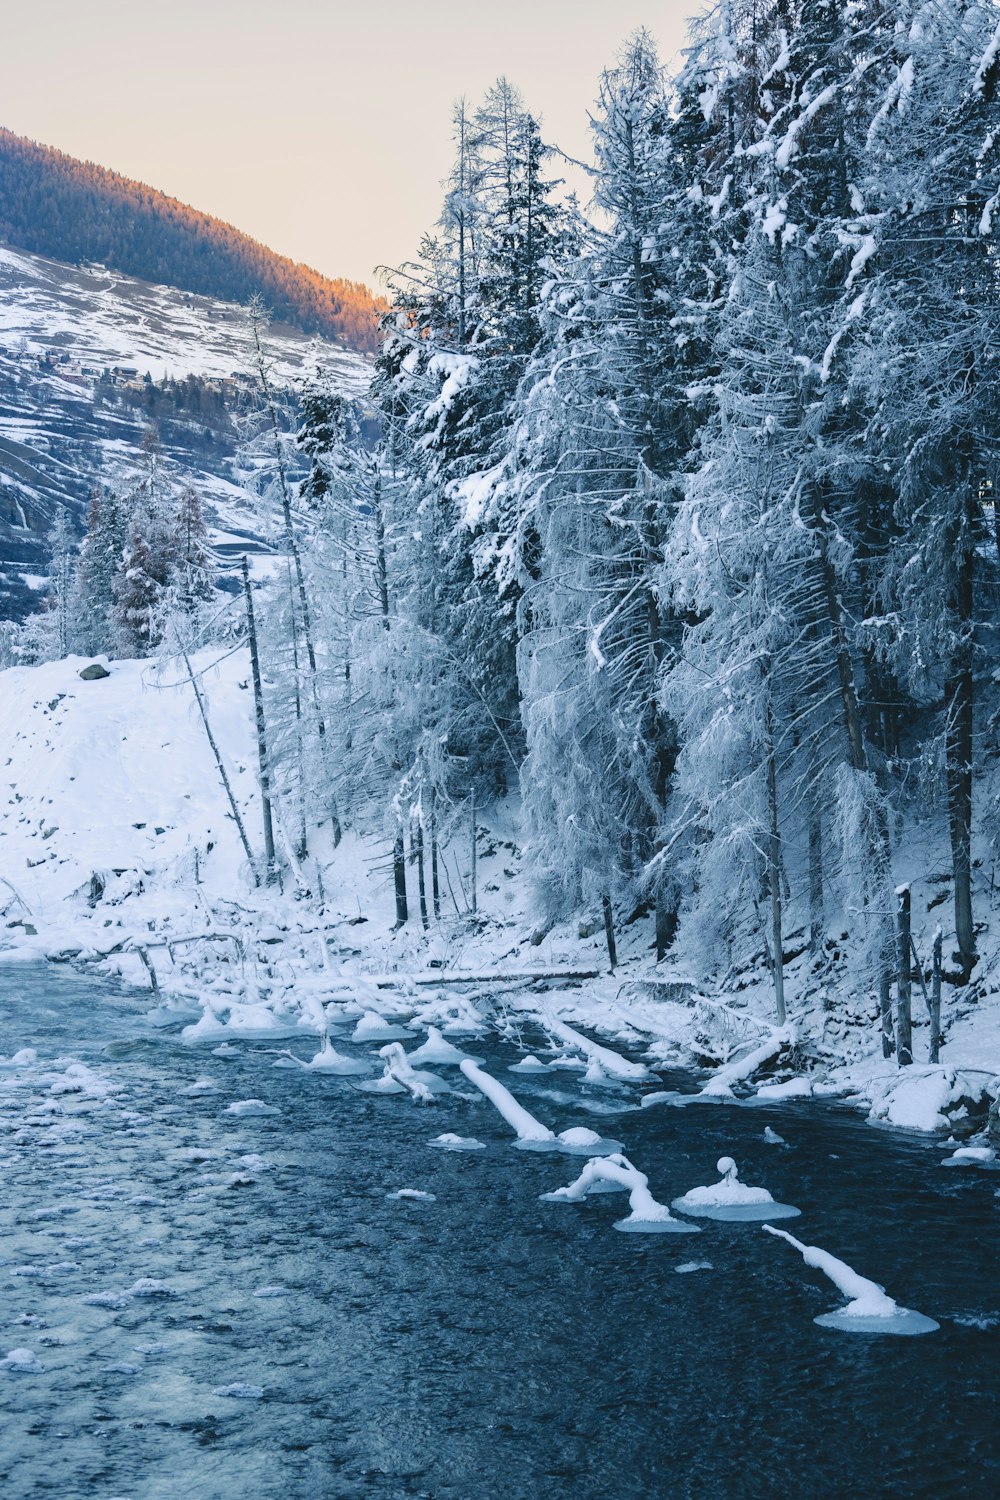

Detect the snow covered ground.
[{"left": 0, "top": 651, "right": 998, "bottom": 1139}]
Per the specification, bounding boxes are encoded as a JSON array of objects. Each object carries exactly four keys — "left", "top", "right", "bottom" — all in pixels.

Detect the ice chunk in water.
[
  {"left": 556, "top": 1126, "right": 624, "bottom": 1157},
  {"left": 224, "top": 1099, "right": 281, "bottom": 1117},
  {"left": 941, "top": 1145, "right": 995, "bottom": 1167},
  {"left": 428, "top": 1134, "right": 486, "bottom": 1152},
  {"left": 387, "top": 1188, "right": 437, "bottom": 1201}
]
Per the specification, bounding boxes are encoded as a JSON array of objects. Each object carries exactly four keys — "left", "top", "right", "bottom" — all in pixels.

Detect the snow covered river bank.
[{"left": 1, "top": 963, "right": 998, "bottom": 1498}]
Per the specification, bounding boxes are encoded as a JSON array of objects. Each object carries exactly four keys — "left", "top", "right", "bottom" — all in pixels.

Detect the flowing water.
[{"left": 0, "top": 962, "right": 997, "bottom": 1499}]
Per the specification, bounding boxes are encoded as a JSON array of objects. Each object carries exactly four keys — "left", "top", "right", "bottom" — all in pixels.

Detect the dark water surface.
[{"left": 0, "top": 962, "right": 997, "bottom": 1499}]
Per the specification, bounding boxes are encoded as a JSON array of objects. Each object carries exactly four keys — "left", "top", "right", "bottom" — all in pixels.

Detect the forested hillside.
[{"left": 0, "top": 127, "right": 382, "bottom": 350}]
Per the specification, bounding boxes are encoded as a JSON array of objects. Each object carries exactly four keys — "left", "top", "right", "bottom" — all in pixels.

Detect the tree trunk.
[
  {"left": 393, "top": 832, "right": 408, "bottom": 927},
  {"left": 249, "top": 305, "right": 341, "bottom": 846},
  {"left": 469, "top": 791, "right": 477, "bottom": 916},
  {"left": 945, "top": 520, "right": 975, "bottom": 982},
  {"left": 430, "top": 795, "right": 440, "bottom": 919},
  {"left": 880, "top": 970, "right": 895, "bottom": 1060},
  {"left": 896, "top": 884, "right": 912, "bottom": 1066},
  {"left": 929, "top": 928, "right": 943, "bottom": 1064},
  {"left": 808, "top": 791, "right": 824, "bottom": 956},
  {"left": 241, "top": 557, "right": 277, "bottom": 883},
  {"left": 602, "top": 893, "right": 618, "bottom": 973},
  {"left": 179, "top": 643, "right": 259, "bottom": 887},
  {"left": 765, "top": 703, "right": 787, "bottom": 1027},
  {"left": 415, "top": 822, "right": 429, "bottom": 932}
]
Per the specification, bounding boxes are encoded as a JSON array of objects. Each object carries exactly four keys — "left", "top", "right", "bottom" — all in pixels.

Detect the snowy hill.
[{"left": 0, "top": 244, "right": 372, "bottom": 617}]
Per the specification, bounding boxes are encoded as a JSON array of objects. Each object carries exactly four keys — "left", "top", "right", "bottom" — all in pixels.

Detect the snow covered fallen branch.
[
  {"left": 542, "top": 1152, "right": 700, "bottom": 1234},
  {"left": 459, "top": 1059, "right": 555, "bottom": 1142},
  {"left": 700, "top": 1027, "right": 795, "bottom": 1098},
  {"left": 535, "top": 1013, "right": 652, "bottom": 1081},
  {"left": 763, "top": 1224, "right": 938, "bottom": 1334}
]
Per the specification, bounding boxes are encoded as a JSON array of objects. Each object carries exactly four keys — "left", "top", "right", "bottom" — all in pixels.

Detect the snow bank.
[{"left": 860, "top": 1065, "right": 994, "bottom": 1132}]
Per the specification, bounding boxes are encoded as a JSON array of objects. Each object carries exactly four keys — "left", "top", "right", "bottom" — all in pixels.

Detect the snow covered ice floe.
[
  {"left": 508, "top": 1055, "right": 552, "bottom": 1075},
  {"left": 1, "top": 1348, "right": 43, "bottom": 1372},
  {"left": 763, "top": 1224, "right": 938, "bottom": 1335},
  {"left": 223, "top": 1099, "right": 281, "bottom": 1117},
  {"left": 554, "top": 1125, "right": 624, "bottom": 1157},
  {"left": 387, "top": 1188, "right": 437, "bottom": 1201},
  {"left": 941, "top": 1144, "right": 996, "bottom": 1167},
  {"left": 351, "top": 1011, "right": 414, "bottom": 1043},
  {"left": 428, "top": 1133, "right": 486, "bottom": 1152},
  {"left": 763, "top": 1127, "right": 786, "bottom": 1146},
  {"left": 407, "top": 1026, "right": 483, "bottom": 1067},
  {"left": 675, "top": 1261, "right": 713, "bottom": 1273},
  {"left": 541, "top": 1153, "right": 700, "bottom": 1234},
  {"left": 0, "top": 1048, "right": 38, "bottom": 1068},
  {"left": 672, "top": 1157, "right": 800, "bottom": 1221},
  {"left": 753, "top": 1077, "right": 814, "bottom": 1102}
]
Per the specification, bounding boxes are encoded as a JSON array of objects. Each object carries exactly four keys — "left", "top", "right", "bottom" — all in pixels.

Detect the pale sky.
[{"left": 1, "top": 2, "right": 695, "bottom": 289}]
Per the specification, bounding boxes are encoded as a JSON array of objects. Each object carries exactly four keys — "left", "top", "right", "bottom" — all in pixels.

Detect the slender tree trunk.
[
  {"left": 430, "top": 793, "right": 440, "bottom": 919},
  {"left": 602, "top": 893, "right": 617, "bottom": 973},
  {"left": 393, "top": 832, "right": 408, "bottom": 926},
  {"left": 470, "top": 790, "right": 477, "bottom": 916},
  {"left": 179, "top": 643, "right": 259, "bottom": 887},
  {"left": 880, "top": 970, "right": 895, "bottom": 1059},
  {"left": 249, "top": 304, "right": 341, "bottom": 846},
  {"left": 896, "top": 884, "right": 912, "bottom": 1066},
  {"left": 241, "top": 557, "right": 277, "bottom": 883},
  {"left": 929, "top": 928, "right": 943, "bottom": 1064},
  {"left": 415, "top": 821, "right": 429, "bottom": 931},
  {"left": 808, "top": 792, "right": 824, "bottom": 957},
  {"left": 765, "top": 702, "right": 786, "bottom": 1027},
  {"left": 946, "top": 514, "right": 976, "bottom": 983}
]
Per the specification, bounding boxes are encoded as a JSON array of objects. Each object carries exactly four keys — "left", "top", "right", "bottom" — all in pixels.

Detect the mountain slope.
[
  {"left": 0, "top": 127, "right": 382, "bottom": 351},
  {"left": 0, "top": 244, "right": 372, "bottom": 618}
]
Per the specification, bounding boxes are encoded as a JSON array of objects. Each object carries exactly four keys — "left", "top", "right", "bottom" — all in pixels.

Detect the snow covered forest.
[{"left": 5, "top": 0, "right": 1000, "bottom": 1106}]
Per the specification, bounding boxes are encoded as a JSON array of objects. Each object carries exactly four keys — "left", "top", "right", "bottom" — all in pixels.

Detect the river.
[{"left": 0, "top": 962, "right": 997, "bottom": 1498}]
